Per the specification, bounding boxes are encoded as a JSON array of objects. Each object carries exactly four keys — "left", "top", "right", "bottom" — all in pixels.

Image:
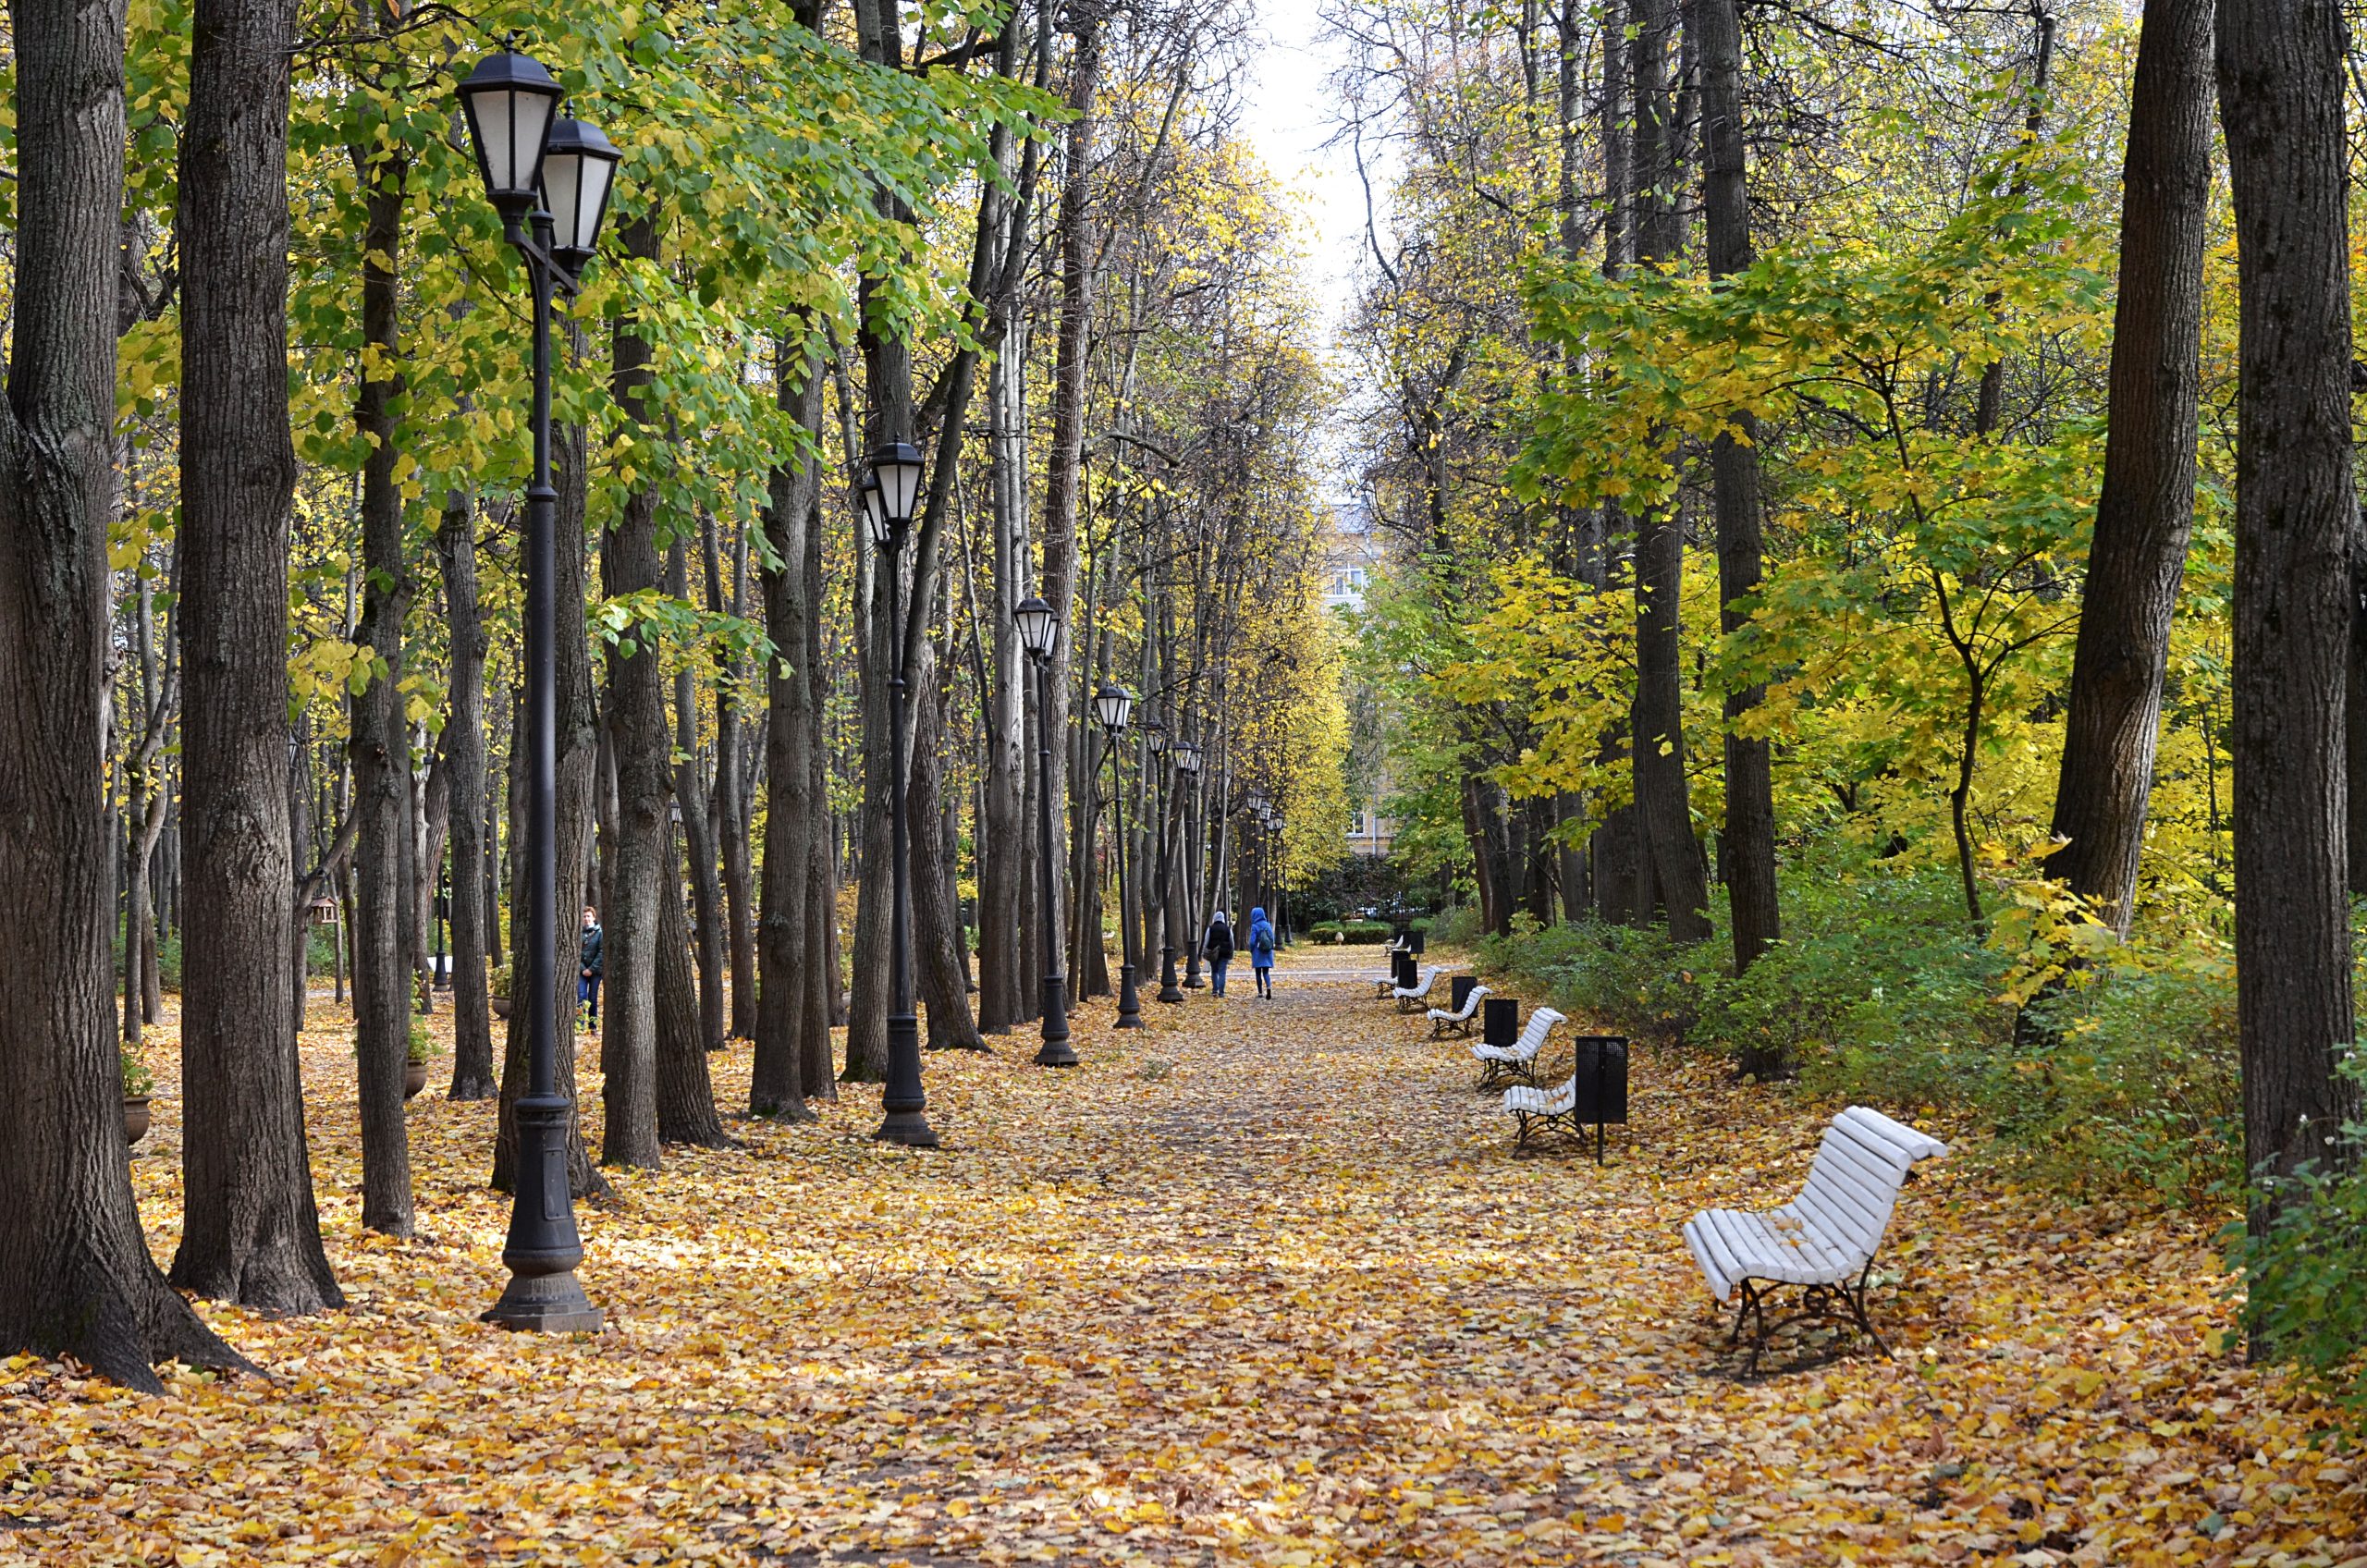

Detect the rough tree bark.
[
  {"left": 753, "top": 348, "right": 824, "bottom": 1119},
  {"left": 0, "top": 0, "right": 246, "bottom": 1387},
  {"left": 1036, "top": 8, "right": 1107, "bottom": 999},
  {"left": 1625, "top": 0, "right": 1713, "bottom": 945},
  {"left": 1692, "top": 0, "right": 1780, "bottom": 974},
  {"left": 437, "top": 492, "right": 498, "bottom": 1098},
  {"left": 171, "top": 0, "right": 344, "bottom": 1312},
  {"left": 704, "top": 513, "right": 757, "bottom": 1039},
  {"left": 2042, "top": 0, "right": 2212, "bottom": 937},
  {"left": 2217, "top": 0, "right": 2362, "bottom": 1220},
  {"left": 979, "top": 317, "right": 1028, "bottom": 1034},
  {"left": 656, "top": 822, "right": 731, "bottom": 1147},
  {"left": 345, "top": 139, "right": 415, "bottom": 1236},
  {"left": 911, "top": 634, "right": 984, "bottom": 1048},
  {"left": 597, "top": 213, "right": 668, "bottom": 1170},
  {"left": 668, "top": 540, "right": 727, "bottom": 1055}
]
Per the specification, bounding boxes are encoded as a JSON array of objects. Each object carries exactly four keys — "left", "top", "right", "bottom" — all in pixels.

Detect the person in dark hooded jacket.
[{"left": 1203, "top": 910, "right": 1236, "bottom": 996}]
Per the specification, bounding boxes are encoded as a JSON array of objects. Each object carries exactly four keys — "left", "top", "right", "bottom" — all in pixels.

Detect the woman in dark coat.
[{"left": 1203, "top": 910, "right": 1236, "bottom": 996}]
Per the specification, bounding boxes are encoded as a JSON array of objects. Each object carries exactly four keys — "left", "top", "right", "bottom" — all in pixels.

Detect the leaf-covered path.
[{"left": 7, "top": 957, "right": 2363, "bottom": 1565}]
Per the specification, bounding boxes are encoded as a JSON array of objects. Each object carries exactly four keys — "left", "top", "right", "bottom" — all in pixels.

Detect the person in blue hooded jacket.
[{"left": 1246, "top": 906, "right": 1277, "bottom": 998}]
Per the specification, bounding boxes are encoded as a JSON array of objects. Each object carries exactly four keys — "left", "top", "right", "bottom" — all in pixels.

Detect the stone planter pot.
[
  {"left": 491, "top": 997, "right": 512, "bottom": 1020},
  {"left": 404, "top": 1061, "right": 429, "bottom": 1099},
  {"left": 123, "top": 1096, "right": 151, "bottom": 1145}
]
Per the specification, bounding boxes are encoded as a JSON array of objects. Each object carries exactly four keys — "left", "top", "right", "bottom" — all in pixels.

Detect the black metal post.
[
  {"left": 1155, "top": 754, "right": 1183, "bottom": 1004},
  {"left": 1182, "top": 770, "right": 1205, "bottom": 988},
  {"left": 1033, "top": 652, "right": 1076, "bottom": 1065},
  {"left": 1109, "top": 729, "right": 1143, "bottom": 1028},
  {"left": 877, "top": 519, "right": 937, "bottom": 1145},
  {"left": 486, "top": 206, "right": 600, "bottom": 1334}
]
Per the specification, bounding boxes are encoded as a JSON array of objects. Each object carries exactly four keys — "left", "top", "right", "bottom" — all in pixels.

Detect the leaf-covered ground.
[{"left": 6, "top": 954, "right": 2363, "bottom": 1565}]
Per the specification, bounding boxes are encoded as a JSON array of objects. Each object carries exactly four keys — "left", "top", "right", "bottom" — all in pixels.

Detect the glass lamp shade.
[
  {"left": 1014, "top": 595, "right": 1059, "bottom": 658},
  {"left": 540, "top": 116, "right": 620, "bottom": 269},
  {"left": 1142, "top": 713, "right": 1168, "bottom": 754},
  {"left": 1175, "top": 741, "right": 1202, "bottom": 776},
  {"left": 1247, "top": 788, "right": 1269, "bottom": 813},
  {"left": 1093, "top": 681, "right": 1133, "bottom": 735},
  {"left": 857, "top": 475, "right": 890, "bottom": 550},
  {"left": 868, "top": 442, "right": 926, "bottom": 525},
  {"left": 457, "top": 51, "right": 563, "bottom": 208}
]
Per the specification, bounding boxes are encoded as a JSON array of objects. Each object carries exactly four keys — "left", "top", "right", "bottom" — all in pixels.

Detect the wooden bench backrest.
[
  {"left": 1513, "top": 1007, "right": 1564, "bottom": 1058},
  {"left": 1792, "top": 1108, "right": 1949, "bottom": 1259}
]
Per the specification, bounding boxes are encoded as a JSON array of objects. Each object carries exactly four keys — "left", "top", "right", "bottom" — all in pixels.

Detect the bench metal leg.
[{"left": 1726, "top": 1262, "right": 1892, "bottom": 1376}]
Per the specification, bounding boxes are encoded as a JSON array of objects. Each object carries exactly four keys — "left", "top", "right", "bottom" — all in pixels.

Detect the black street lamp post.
[
  {"left": 1271, "top": 811, "right": 1289, "bottom": 947},
  {"left": 457, "top": 45, "right": 619, "bottom": 1334},
  {"left": 1093, "top": 681, "right": 1143, "bottom": 1029},
  {"left": 862, "top": 448, "right": 938, "bottom": 1146},
  {"left": 1017, "top": 597, "right": 1076, "bottom": 1066},
  {"left": 1175, "top": 741, "right": 1203, "bottom": 989},
  {"left": 1245, "top": 788, "right": 1269, "bottom": 925},
  {"left": 1146, "top": 716, "right": 1183, "bottom": 1004}
]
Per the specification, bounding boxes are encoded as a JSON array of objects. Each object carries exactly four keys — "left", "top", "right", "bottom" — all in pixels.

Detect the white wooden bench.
[
  {"left": 1471, "top": 1006, "right": 1563, "bottom": 1089},
  {"left": 1391, "top": 964, "right": 1441, "bottom": 1012},
  {"left": 1682, "top": 1106, "right": 1948, "bottom": 1371},
  {"left": 1501, "top": 1035, "right": 1627, "bottom": 1157},
  {"left": 1427, "top": 983, "right": 1490, "bottom": 1038}
]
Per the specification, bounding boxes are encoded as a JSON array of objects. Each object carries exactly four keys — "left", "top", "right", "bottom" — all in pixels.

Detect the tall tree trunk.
[
  {"left": 1693, "top": 0, "right": 1781, "bottom": 973},
  {"left": 668, "top": 540, "right": 728, "bottom": 1055},
  {"left": 1625, "top": 0, "right": 1713, "bottom": 945},
  {"left": 1036, "top": 10, "right": 1106, "bottom": 1011},
  {"left": 438, "top": 492, "right": 498, "bottom": 1098},
  {"left": 596, "top": 214, "right": 667, "bottom": 1170},
  {"left": 706, "top": 514, "right": 758, "bottom": 1039},
  {"left": 0, "top": 0, "right": 245, "bottom": 1388},
  {"left": 345, "top": 141, "right": 415, "bottom": 1236},
  {"left": 911, "top": 636, "right": 983, "bottom": 1047},
  {"left": 2219, "top": 0, "right": 2362, "bottom": 1228},
  {"left": 2038, "top": 0, "right": 2213, "bottom": 939},
  {"left": 979, "top": 318, "right": 1028, "bottom": 1032},
  {"left": 171, "top": 0, "right": 343, "bottom": 1312},
  {"left": 753, "top": 349, "right": 823, "bottom": 1118},
  {"left": 656, "top": 822, "right": 731, "bottom": 1146}
]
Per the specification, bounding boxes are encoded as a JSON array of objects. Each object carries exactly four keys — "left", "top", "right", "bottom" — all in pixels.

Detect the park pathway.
[{"left": 6, "top": 951, "right": 2361, "bottom": 1564}]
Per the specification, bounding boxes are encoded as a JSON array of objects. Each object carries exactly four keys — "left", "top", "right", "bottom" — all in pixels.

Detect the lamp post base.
[
  {"left": 1157, "top": 946, "right": 1184, "bottom": 1004},
  {"left": 483, "top": 1094, "right": 603, "bottom": 1332},
  {"left": 875, "top": 1109, "right": 941, "bottom": 1147},
  {"left": 876, "top": 1012, "right": 940, "bottom": 1146},
  {"left": 1115, "top": 962, "right": 1145, "bottom": 1028},
  {"left": 1035, "top": 974, "right": 1077, "bottom": 1066},
  {"left": 483, "top": 1268, "right": 604, "bottom": 1333}
]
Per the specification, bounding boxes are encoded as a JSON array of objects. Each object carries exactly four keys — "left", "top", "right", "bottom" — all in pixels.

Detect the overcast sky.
[
  {"left": 1233, "top": 0, "right": 1379, "bottom": 507},
  {"left": 1233, "top": 0, "right": 1370, "bottom": 342}
]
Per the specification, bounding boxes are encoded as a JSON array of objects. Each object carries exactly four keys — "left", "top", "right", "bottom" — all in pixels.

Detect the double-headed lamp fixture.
[
  {"left": 1093, "top": 681, "right": 1134, "bottom": 735},
  {"left": 1015, "top": 596, "right": 1059, "bottom": 660}
]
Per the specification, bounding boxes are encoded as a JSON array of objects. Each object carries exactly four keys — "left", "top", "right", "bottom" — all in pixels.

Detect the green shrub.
[
  {"left": 1466, "top": 843, "right": 2239, "bottom": 1207},
  {"left": 407, "top": 1013, "right": 434, "bottom": 1066},
  {"left": 120, "top": 1043, "right": 153, "bottom": 1098},
  {"left": 1308, "top": 919, "right": 1394, "bottom": 944},
  {"left": 2242, "top": 1049, "right": 2367, "bottom": 1435},
  {"left": 491, "top": 962, "right": 513, "bottom": 1001}
]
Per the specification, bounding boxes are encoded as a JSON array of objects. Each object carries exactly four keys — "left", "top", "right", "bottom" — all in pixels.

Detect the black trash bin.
[
  {"left": 1392, "top": 950, "right": 1417, "bottom": 990},
  {"left": 1482, "top": 997, "right": 1519, "bottom": 1047},
  {"left": 1407, "top": 928, "right": 1427, "bottom": 955},
  {"left": 1449, "top": 974, "right": 1478, "bottom": 1012}
]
